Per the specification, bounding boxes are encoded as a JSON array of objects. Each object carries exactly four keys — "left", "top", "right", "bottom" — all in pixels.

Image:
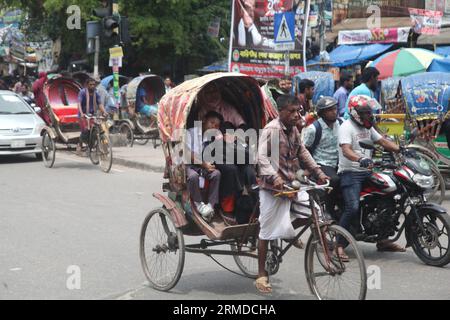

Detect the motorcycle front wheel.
[{"left": 410, "top": 210, "right": 450, "bottom": 267}]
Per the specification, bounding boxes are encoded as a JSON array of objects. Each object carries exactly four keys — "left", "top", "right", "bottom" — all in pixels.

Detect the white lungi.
[{"left": 259, "top": 190, "right": 296, "bottom": 240}]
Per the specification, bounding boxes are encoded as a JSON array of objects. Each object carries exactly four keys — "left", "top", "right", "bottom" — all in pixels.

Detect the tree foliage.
[{"left": 2, "top": 0, "right": 231, "bottom": 80}]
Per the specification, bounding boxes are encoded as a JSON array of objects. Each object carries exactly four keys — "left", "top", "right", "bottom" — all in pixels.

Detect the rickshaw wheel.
[
  {"left": 88, "top": 127, "right": 100, "bottom": 165},
  {"left": 140, "top": 208, "right": 185, "bottom": 291},
  {"left": 98, "top": 133, "right": 113, "bottom": 173},
  {"left": 42, "top": 130, "right": 56, "bottom": 168},
  {"left": 305, "top": 224, "right": 367, "bottom": 300},
  {"left": 119, "top": 122, "right": 134, "bottom": 147},
  {"left": 135, "top": 138, "right": 149, "bottom": 145},
  {"left": 230, "top": 237, "right": 259, "bottom": 278}
]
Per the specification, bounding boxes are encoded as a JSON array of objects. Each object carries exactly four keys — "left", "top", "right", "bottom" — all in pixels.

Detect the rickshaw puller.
[
  {"left": 77, "top": 78, "right": 106, "bottom": 154},
  {"left": 257, "top": 95, "right": 329, "bottom": 294}
]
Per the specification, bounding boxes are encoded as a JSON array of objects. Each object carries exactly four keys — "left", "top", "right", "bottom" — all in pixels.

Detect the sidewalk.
[{"left": 112, "top": 144, "right": 166, "bottom": 172}]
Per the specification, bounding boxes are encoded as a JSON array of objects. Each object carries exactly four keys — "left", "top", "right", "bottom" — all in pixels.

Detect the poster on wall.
[{"left": 228, "top": 0, "right": 305, "bottom": 79}]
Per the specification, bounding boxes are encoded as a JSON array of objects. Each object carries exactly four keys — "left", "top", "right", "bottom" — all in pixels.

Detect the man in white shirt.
[{"left": 337, "top": 95, "right": 405, "bottom": 260}]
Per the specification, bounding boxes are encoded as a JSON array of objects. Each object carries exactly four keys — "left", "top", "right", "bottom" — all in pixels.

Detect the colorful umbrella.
[{"left": 369, "top": 48, "right": 443, "bottom": 80}]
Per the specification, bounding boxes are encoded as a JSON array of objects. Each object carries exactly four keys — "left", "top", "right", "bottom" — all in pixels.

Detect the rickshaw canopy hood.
[{"left": 157, "top": 72, "right": 273, "bottom": 143}]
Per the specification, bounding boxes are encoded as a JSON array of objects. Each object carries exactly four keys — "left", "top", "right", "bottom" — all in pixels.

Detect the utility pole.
[
  {"left": 111, "top": 0, "right": 120, "bottom": 105},
  {"left": 94, "top": 36, "right": 100, "bottom": 78},
  {"left": 319, "top": 0, "right": 326, "bottom": 52},
  {"left": 303, "top": 0, "right": 311, "bottom": 71}
]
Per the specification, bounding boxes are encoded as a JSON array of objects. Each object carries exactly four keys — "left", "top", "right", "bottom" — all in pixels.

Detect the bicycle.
[
  {"left": 84, "top": 114, "right": 113, "bottom": 173},
  {"left": 257, "top": 176, "right": 367, "bottom": 300}
]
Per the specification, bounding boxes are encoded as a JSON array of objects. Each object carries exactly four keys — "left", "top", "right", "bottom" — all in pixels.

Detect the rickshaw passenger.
[
  {"left": 256, "top": 94, "right": 329, "bottom": 294},
  {"left": 136, "top": 84, "right": 158, "bottom": 117},
  {"left": 198, "top": 83, "right": 246, "bottom": 129},
  {"left": 186, "top": 111, "right": 222, "bottom": 222},
  {"left": 215, "top": 121, "right": 257, "bottom": 223}
]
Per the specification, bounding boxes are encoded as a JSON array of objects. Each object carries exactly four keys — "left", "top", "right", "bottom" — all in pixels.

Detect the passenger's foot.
[
  {"left": 195, "top": 202, "right": 214, "bottom": 222},
  {"left": 376, "top": 241, "right": 406, "bottom": 252},
  {"left": 336, "top": 246, "right": 350, "bottom": 262},
  {"left": 220, "top": 212, "right": 237, "bottom": 226}
]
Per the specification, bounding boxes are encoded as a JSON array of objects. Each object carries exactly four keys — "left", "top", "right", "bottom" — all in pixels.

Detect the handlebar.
[
  {"left": 83, "top": 114, "right": 109, "bottom": 121},
  {"left": 273, "top": 178, "right": 331, "bottom": 197}
]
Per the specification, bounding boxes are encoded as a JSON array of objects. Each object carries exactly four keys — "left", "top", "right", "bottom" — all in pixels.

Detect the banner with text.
[
  {"left": 229, "top": 0, "right": 304, "bottom": 79},
  {"left": 338, "top": 27, "right": 410, "bottom": 45},
  {"left": 409, "top": 8, "right": 443, "bottom": 35}
]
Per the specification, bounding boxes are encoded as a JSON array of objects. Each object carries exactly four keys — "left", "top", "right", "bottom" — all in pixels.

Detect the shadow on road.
[{"left": 0, "top": 155, "right": 40, "bottom": 164}]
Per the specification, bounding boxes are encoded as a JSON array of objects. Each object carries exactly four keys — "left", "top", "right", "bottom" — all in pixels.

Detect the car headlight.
[{"left": 413, "top": 173, "right": 434, "bottom": 189}]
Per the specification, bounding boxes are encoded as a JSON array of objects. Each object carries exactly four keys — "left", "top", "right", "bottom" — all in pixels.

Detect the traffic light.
[
  {"left": 103, "top": 16, "right": 119, "bottom": 37},
  {"left": 92, "top": 1, "right": 118, "bottom": 38}
]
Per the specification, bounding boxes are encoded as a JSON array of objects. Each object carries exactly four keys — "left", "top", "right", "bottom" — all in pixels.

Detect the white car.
[{"left": 0, "top": 90, "right": 46, "bottom": 159}]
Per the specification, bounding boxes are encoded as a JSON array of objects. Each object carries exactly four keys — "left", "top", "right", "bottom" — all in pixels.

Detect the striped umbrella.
[{"left": 369, "top": 48, "right": 443, "bottom": 80}]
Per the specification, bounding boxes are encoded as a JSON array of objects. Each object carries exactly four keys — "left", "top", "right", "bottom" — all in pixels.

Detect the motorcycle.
[{"left": 333, "top": 139, "right": 450, "bottom": 267}]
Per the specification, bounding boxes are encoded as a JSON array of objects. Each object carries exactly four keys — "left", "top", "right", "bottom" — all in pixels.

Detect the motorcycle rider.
[
  {"left": 303, "top": 97, "right": 342, "bottom": 217},
  {"left": 337, "top": 95, "right": 405, "bottom": 260}
]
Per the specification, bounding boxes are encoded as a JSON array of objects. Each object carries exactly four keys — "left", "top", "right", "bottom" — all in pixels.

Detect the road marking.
[{"left": 10, "top": 268, "right": 22, "bottom": 271}]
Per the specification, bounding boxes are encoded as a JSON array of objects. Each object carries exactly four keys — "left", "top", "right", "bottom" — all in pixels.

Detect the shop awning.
[
  {"left": 327, "top": 44, "right": 393, "bottom": 67},
  {"left": 435, "top": 46, "right": 450, "bottom": 56}
]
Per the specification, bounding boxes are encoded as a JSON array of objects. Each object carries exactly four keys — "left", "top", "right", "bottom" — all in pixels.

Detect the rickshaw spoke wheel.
[
  {"left": 42, "top": 131, "right": 56, "bottom": 168},
  {"left": 88, "top": 127, "right": 100, "bottom": 165},
  {"left": 140, "top": 208, "right": 185, "bottom": 291},
  {"left": 119, "top": 122, "right": 134, "bottom": 147},
  {"left": 305, "top": 225, "right": 367, "bottom": 300},
  {"left": 98, "top": 134, "right": 113, "bottom": 173},
  {"left": 230, "top": 237, "right": 259, "bottom": 278}
]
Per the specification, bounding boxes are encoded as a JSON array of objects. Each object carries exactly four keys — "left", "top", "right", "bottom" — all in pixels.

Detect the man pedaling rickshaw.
[{"left": 256, "top": 94, "right": 329, "bottom": 294}]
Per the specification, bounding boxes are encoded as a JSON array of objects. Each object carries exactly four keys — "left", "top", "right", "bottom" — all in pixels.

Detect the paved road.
[{"left": 1, "top": 153, "right": 450, "bottom": 300}]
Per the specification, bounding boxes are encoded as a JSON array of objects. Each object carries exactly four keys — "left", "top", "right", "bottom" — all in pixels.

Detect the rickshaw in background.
[
  {"left": 72, "top": 71, "right": 91, "bottom": 87},
  {"left": 98, "top": 74, "right": 135, "bottom": 146},
  {"left": 376, "top": 72, "right": 450, "bottom": 204},
  {"left": 119, "top": 74, "right": 165, "bottom": 148},
  {"left": 138, "top": 72, "right": 367, "bottom": 300},
  {"left": 40, "top": 74, "right": 113, "bottom": 173},
  {"left": 402, "top": 72, "right": 450, "bottom": 200}
]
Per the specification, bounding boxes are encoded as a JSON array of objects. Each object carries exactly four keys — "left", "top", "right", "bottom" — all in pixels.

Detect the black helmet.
[{"left": 316, "top": 96, "right": 338, "bottom": 112}]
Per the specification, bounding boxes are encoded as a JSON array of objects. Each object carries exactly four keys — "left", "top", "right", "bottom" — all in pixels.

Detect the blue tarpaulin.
[
  {"left": 100, "top": 75, "right": 129, "bottom": 88},
  {"left": 293, "top": 71, "right": 335, "bottom": 104},
  {"left": 327, "top": 44, "right": 393, "bottom": 67},
  {"left": 435, "top": 46, "right": 450, "bottom": 57},
  {"left": 428, "top": 58, "right": 450, "bottom": 72},
  {"left": 199, "top": 60, "right": 228, "bottom": 73}
]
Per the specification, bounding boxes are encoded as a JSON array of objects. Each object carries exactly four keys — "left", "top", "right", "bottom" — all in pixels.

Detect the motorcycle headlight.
[
  {"left": 413, "top": 173, "right": 434, "bottom": 189},
  {"left": 106, "top": 119, "right": 114, "bottom": 129}
]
